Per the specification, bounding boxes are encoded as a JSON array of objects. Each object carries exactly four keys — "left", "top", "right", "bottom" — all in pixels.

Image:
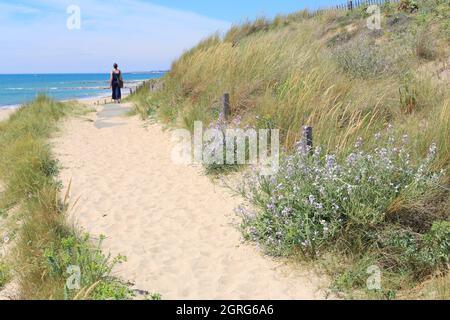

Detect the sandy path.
[{"left": 53, "top": 103, "right": 327, "bottom": 300}]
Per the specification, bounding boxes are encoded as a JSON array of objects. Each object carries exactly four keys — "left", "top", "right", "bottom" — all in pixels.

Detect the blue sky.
[
  {"left": 0, "top": 0, "right": 344, "bottom": 73},
  {"left": 148, "top": 1, "right": 344, "bottom": 21}
]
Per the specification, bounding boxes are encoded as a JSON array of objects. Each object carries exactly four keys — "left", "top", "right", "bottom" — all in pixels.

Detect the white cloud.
[{"left": 0, "top": 0, "right": 231, "bottom": 73}]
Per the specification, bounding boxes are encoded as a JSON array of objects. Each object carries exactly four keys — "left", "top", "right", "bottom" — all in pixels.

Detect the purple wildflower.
[{"left": 355, "top": 137, "right": 363, "bottom": 149}]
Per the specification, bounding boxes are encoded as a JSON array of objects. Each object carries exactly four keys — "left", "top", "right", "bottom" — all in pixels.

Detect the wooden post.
[
  {"left": 348, "top": 0, "right": 353, "bottom": 10},
  {"left": 222, "top": 93, "right": 231, "bottom": 121},
  {"left": 305, "top": 126, "right": 313, "bottom": 154}
]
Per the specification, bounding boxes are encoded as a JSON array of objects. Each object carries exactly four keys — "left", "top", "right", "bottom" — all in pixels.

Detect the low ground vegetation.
[
  {"left": 130, "top": 0, "right": 449, "bottom": 299},
  {"left": 0, "top": 96, "right": 133, "bottom": 299}
]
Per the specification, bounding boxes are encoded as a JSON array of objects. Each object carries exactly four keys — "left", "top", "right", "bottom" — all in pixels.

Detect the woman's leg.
[{"left": 113, "top": 84, "right": 120, "bottom": 103}]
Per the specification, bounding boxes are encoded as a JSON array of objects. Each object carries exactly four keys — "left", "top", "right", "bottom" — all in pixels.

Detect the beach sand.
[
  {"left": 53, "top": 102, "right": 329, "bottom": 300},
  {"left": 0, "top": 109, "right": 15, "bottom": 122}
]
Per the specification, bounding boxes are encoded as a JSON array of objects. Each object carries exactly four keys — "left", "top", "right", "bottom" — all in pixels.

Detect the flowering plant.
[{"left": 237, "top": 127, "right": 444, "bottom": 258}]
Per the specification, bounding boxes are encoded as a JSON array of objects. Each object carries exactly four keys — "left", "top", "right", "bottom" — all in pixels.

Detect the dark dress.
[{"left": 111, "top": 71, "right": 122, "bottom": 100}]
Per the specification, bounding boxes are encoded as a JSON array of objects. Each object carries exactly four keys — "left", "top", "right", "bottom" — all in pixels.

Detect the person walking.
[{"left": 110, "top": 63, "right": 123, "bottom": 103}]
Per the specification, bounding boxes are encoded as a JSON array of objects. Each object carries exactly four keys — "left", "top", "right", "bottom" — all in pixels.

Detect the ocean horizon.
[{"left": 0, "top": 72, "right": 166, "bottom": 108}]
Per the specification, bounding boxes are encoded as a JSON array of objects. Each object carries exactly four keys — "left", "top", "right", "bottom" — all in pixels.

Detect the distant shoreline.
[
  {"left": 0, "top": 92, "right": 124, "bottom": 121},
  {"left": 0, "top": 74, "right": 160, "bottom": 109},
  {"left": 0, "top": 71, "right": 168, "bottom": 76},
  {"left": 0, "top": 78, "right": 143, "bottom": 122},
  {"left": 0, "top": 89, "right": 131, "bottom": 110}
]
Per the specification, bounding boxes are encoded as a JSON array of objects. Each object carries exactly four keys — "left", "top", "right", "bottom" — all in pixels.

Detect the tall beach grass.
[{"left": 0, "top": 96, "right": 131, "bottom": 299}]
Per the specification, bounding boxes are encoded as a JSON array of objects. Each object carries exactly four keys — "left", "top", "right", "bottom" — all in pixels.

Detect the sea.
[{"left": 0, "top": 72, "right": 166, "bottom": 108}]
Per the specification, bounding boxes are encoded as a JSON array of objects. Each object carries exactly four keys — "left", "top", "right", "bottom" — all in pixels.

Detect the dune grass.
[
  {"left": 133, "top": 1, "right": 448, "bottom": 162},
  {"left": 0, "top": 96, "right": 132, "bottom": 299},
  {"left": 130, "top": 0, "right": 449, "bottom": 298},
  {"left": 0, "top": 262, "right": 10, "bottom": 290}
]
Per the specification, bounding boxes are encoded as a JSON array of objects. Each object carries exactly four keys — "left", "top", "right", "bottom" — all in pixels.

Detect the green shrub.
[
  {"left": 146, "top": 292, "right": 162, "bottom": 300},
  {"left": 91, "top": 281, "right": 134, "bottom": 300},
  {"left": 399, "top": 79, "right": 418, "bottom": 114},
  {"left": 378, "top": 220, "right": 449, "bottom": 280},
  {"left": 237, "top": 127, "right": 448, "bottom": 290},
  {"left": 43, "top": 234, "right": 130, "bottom": 300},
  {"left": 0, "top": 261, "right": 10, "bottom": 289},
  {"left": 421, "top": 221, "right": 450, "bottom": 270},
  {"left": 332, "top": 35, "right": 407, "bottom": 78}
]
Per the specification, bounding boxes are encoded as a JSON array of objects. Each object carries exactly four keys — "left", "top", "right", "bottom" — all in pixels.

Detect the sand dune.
[{"left": 53, "top": 103, "right": 328, "bottom": 300}]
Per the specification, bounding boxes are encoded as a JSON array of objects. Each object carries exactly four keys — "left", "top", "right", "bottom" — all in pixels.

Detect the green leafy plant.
[
  {"left": 236, "top": 127, "right": 448, "bottom": 294},
  {"left": 399, "top": 80, "right": 418, "bottom": 114},
  {"left": 43, "top": 234, "right": 130, "bottom": 300},
  {"left": 333, "top": 35, "right": 406, "bottom": 79},
  {"left": 146, "top": 292, "right": 162, "bottom": 300},
  {"left": 0, "top": 261, "right": 10, "bottom": 289},
  {"left": 91, "top": 281, "right": 134, "bottom": 300}
]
